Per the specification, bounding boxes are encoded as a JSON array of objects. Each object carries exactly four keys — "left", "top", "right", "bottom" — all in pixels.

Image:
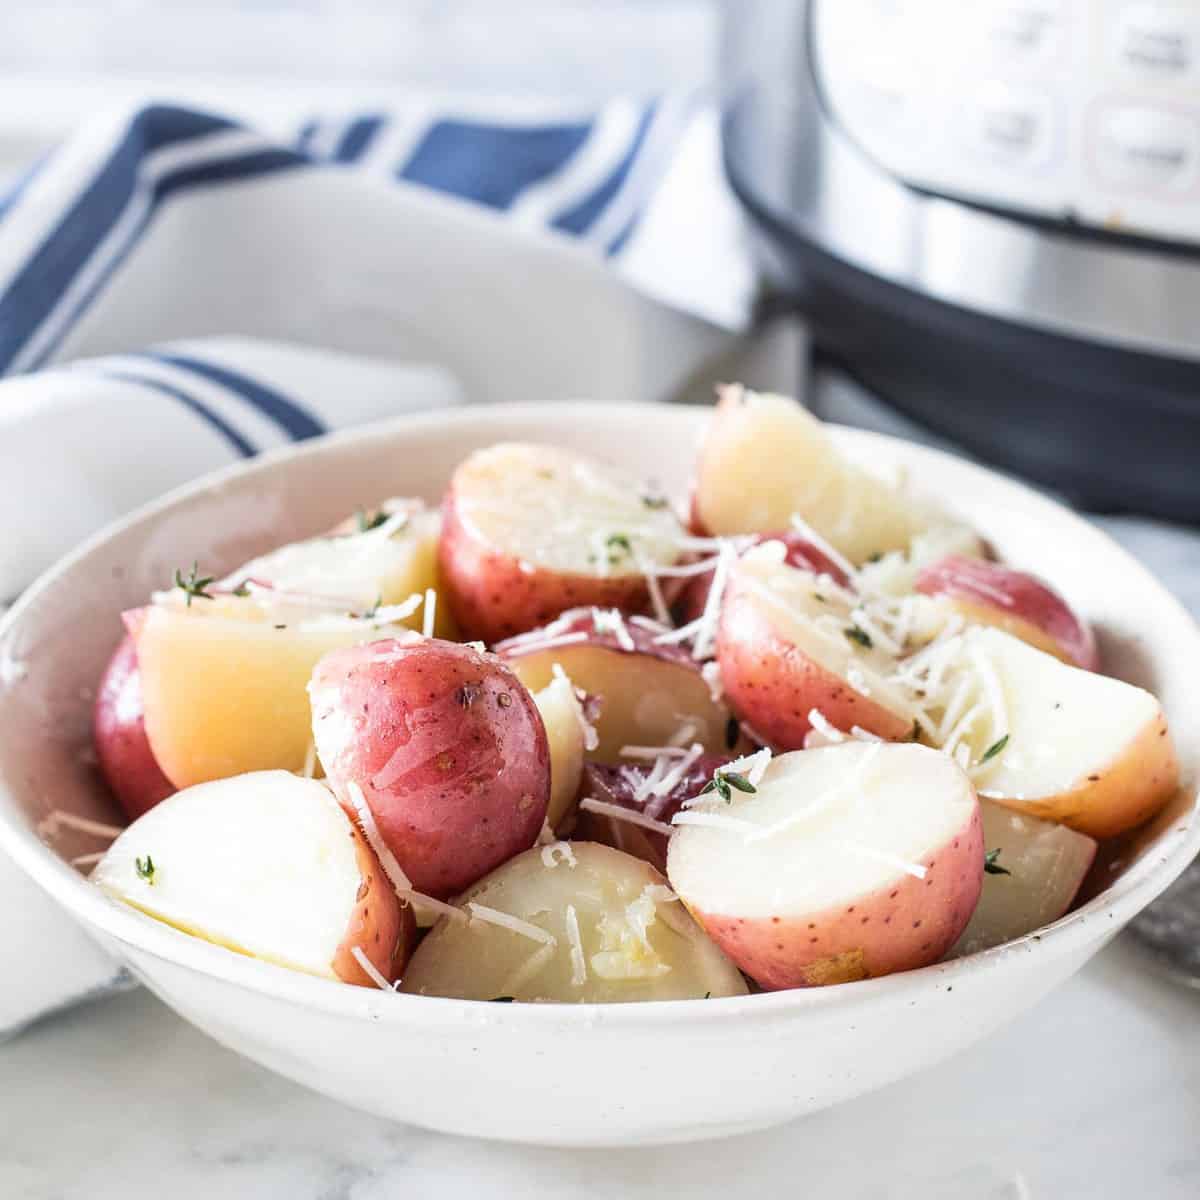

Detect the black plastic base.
[{"left": 731, "top": 171, "right": 1200, "bottom": 523}]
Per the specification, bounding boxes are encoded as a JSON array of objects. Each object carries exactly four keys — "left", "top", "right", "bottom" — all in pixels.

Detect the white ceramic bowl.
[{"left": 1, "top": 402, "right": 1197, "bottom": 1147}]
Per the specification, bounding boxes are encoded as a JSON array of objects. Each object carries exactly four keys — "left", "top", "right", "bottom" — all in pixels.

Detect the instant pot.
[{"left": 722, "top": 0, "right": 1200, "bottom": 520}]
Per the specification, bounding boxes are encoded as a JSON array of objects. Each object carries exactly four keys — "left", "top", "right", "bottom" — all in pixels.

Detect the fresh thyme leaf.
[
  {"left": 231, "top": 580, "right": 251, "bottom": 597},
  {"left": 699, "top": 779, "right": 718, "bottom": 795},
  {"left": 980, "top": 734, "right": 1009, "bottom": 764},
  {"left": 814, "top": 593, "right": 827, "bottom": 604},
  {"left": 865, "top": 552, "right": 884, "bottom": 564},
  {"left": 489, "top": 996, "right": 516, "bottom": 1002},
  {"left": 843, "top": 625, "right": 872, "bottom": 649},
  {"left": 704, "top": 991, "right": 712, "bottom": 999},
  {"left": 174, "top": 562, "right": 214, "bottom": 607},
  {"left": 983, "top": 848, "right": 1010, "bottom": 876},
  {"left": 722, "top": 772, "right": 757, "bottom": 795},
  {"left": 135, "top": 854, "right": 156, "bottom": 884},
  {"left": 605, "top": 533, "right": 633, "bottom": 564},
  {"left": 641, "top": 493, "right": 669, "bottom": 510},
  {"left": 356, "top": 509, "right": 388, "bottom": 533}
]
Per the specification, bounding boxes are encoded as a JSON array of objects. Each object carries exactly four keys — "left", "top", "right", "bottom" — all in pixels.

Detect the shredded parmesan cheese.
[
  {"left": 422, "top": 588, "right": 437, "bottom": 638},
  {"left": 578, "top": 797, "right": 674, "bottom": 836},
  {"left": 70, "top": 851, "right": 106, "bottom": 867},
  {"left": 788, "top": 513, "right": 859, "bottom": 585},
  {"left": 541, "top": 841, "right": 577, "bottom": 868},
  {"left": 38, "top": 811, "right": 123, "bottom": 840},
  {"left": 467, "top": 902, "right": 557, "bottom": 945},
  {"left": 839, "top": 840, "right": 928, "bottom": 880},
  {"left": 670, "top": 810, "right": 759, "bottom": 835},
  {"left": 351, "top": 945, "right": 397, "bottom": 992},
  {"left": 690, "top": 541, "right": 735, "bottom": 662},
  {"left": 301, "top": 740, "right": 317, "bottom": 779},
  {"left": 564, "top": 903, "right": 587, "bottom": 986},
  {"left": 701, "top": 660, "right": 724, "bottom": 704},
  {"left": 649, "top": 742, "right": 705, "bottom": 797}
]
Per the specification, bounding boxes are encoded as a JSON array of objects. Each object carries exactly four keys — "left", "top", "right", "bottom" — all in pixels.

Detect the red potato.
[
  {"left": 916, "top": 555, "right": 1099, "bottom": 671},
  {"left": 676, "top": 531, "right": 851, "bottom": 626},
  {"left": 574, "top": 755, "right": 730, "bottom": 872},
  {"left": 438, "top": 442, "right": 686, "bottom": 643},
  {"left": 690, "top": 387, "right": 938, "bottom": 563},
  {"left": 401, "top": 842, "right": 748, "bottom": 1002},
  {"left": 716, "top": 545, "right": 917, "bottom": 748},
  {"left": 309, "top": 638, "right": 550, "bottom": 898},
  {"left": 496, "top": 608, "right": 748, "bottom": 760},
  {"left": 92, "top": 771, "right": 415, "bottom": 986},
  {"left": 930, "top": 627, "right": 1178, "bottom": 839},
  {"left": 667, "top": 744, "right": 984, "bottom": 989},
  {"left": 951, "top": 800, "right": 1096, "bottom": 957},
  {"left": 92, "top": 634, "right": 174, "bottom": 820}
]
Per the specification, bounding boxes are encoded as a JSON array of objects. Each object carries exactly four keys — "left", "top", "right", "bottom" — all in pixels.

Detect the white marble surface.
[{"left": 1, "top": 937, "right": 1196, "bottom": 1199}]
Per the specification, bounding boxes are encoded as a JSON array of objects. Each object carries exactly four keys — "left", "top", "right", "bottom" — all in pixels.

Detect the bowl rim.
[{"left": 2, "top": 399, "right": 1198, "bottom": 1029}]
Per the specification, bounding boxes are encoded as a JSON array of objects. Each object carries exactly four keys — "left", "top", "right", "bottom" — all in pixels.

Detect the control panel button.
[
  {"left": 978, "top": 1, "right": 1063, "bottom": 63},
  {"left": 961, "top": 83, "right": 1056, "bottom": 166},
  {"left": 1112, "top": 4, "right": 1196, "bottom": 76},
  {"left": 1093, "top": 104, "right": 1199, "bottom": 191}
]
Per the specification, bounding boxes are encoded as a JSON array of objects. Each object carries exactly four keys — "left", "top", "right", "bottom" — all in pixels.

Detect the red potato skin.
[
  {"left": 310, "top": 638, "right": 550, "bottom": 898},
  {"left": 437, "top": 490, "right": 653, "bottom": 643},
  {"left": 716, "top": 571, "right": 913, "bottom": 749},
  {"left": 332, "top": 820, "right": 418, "bottom": 987},
  {"left": 916, "top": 556, "right": 1099, "bottom": 671},
  {"left": 688, "top": 807, "right": 985, "bottom": 989},
  {"left": 574, "top": 755, "right": 732, "bottom": 871},
  {"left": 676, "top": 532, "right": 850, "bottom": 626},
  {"left": 92, "top": 633, "right": 175, "bottom": 821}
]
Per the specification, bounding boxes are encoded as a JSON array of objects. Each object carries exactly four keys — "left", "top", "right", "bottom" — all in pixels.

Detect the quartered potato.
[
  {"left": 93, "top": 771, "right": 415, "bottom": 987},
  {"left": 401, "top": 842, "right": 748, "bottom": 1003}
]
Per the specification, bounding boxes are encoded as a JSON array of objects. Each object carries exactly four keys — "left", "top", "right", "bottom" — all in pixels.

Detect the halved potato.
[
  {"left": 401, "top": 842, "right": 747, "bottom": 1003},
  {"left": 667, "top": 744, "right": 983, "bottom": 989},
  {"left": 951, "top": 800, "right": 1096, "bottom": 957},
  {"left": 927, "top": 627, "right": 1178, "bottom": 839},
  {"left": 438, "top": 442, "right": 685, "bottom": 642},
  {"left": 716, "top": 545, "right": 917, "bottom": 747},
  {"left": 691, "top": 387, "right": 937, "bottom": 563},
  {"left": 93, "top": 770, "right": 414, "bottom": 986},
  {"left": 497, "top": 608, "right": 746, "bottom": 759}
]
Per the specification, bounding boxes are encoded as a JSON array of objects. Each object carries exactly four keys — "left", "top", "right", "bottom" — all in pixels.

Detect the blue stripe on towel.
[
  {"left": 147, "top": 352, "right": 326, "bottom": 441},
  {"left": 552, "top": 102, "right": 657, "bottom": 236},
  {"left": 0, "top": 106, "right": 244, "bottom": 373},
  {"left": 334, "top": 115, "right": 384, "bottom": 163},
  {"left": 4, "top": 145, "right": 307, "bottom": 375},
  {"left": 400, "top": 118, "right": 593, "bottom": 210},
  {"left": 102, "top": 370, "right": 257, "bottom": 456}
]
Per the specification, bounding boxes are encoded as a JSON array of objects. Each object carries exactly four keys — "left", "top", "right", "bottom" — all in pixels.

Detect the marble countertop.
[{"left": 1, "top": 937, "right": 1197, "bottom": 1199}]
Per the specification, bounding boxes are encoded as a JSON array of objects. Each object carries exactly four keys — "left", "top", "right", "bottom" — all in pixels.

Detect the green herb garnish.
[
  {"left": 489, "top": 996, "right": 516, "bottom": 1003},
  {"left": 135, "top": 855, "right": 156, "bottom": 884},
  {"left": 356, "top": 508, "right": 388, "bottom": 533},
  {"left": 174, "top": 562, "right": 214, "bottom": 607},
  {"left": 980, "top": 734, "right": 1009, "bottom": 764},
  {"left": 230, "top": 580, "right": 251, "bottom": 597},
  {"left": 843, "top": 625, "right": 872, "bottom": 649},
  {"left": 700, "top": 770, "right": 756, "bottom": 804},
  {"left": 983, "top": 849, "right": 1010, "bottom": 876},
  {"left": 641, "top": 493, "right": 669, "bottom": 510}
]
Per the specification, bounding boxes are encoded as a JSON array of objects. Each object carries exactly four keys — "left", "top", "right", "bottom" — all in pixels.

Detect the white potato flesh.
[
  {"left": 694, "top": 389, "right": 936, "bottom": 563},
  {"left": 451, "top": 442, "right": 683, "bottom": 577},
  {"left": 532, "top": 672, "right": 588, "bottom": 830},
  {"left": 737, "top": 544, "right": 919, "bottom": 719},
  {"left": 667, "top": 744, "right": 977, "bottom": 920},
  {"left": 218, "top": 503, "right": 445, "bottom": 630},
  {"left": 400, "top": 842, "right": 748, "bottom": 1003},
  {"left": 951, "top": 801, "right": 1096, "bottom": 957},
  {"left": 935, "top": 627, "right": 1163, "bottom": 802},
  {"left": 93, "top": 772, "right": 362, "bottom": 978}
]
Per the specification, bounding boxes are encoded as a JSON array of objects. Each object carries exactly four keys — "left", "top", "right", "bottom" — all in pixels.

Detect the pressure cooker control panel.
[{"left": 813, "top": 0, "right": 1200, "bottom": 244}]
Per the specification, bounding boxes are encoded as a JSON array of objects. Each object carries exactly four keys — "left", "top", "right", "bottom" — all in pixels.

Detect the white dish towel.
[{"left": 0, "top": 96, "right": 756, "bottom": 1038}]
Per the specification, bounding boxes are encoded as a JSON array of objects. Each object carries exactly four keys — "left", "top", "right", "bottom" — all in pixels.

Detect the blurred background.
[{"left": 0, "top": 1, "right": 717, "bottom": 175}]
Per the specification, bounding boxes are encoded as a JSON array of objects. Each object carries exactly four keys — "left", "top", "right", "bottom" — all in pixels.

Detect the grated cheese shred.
[
  {"left": 466, "top": 902, "right": 557, "bottom": 945},
  {"left": 351, "top": 944, "right": 397, "bottom": 992}
]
